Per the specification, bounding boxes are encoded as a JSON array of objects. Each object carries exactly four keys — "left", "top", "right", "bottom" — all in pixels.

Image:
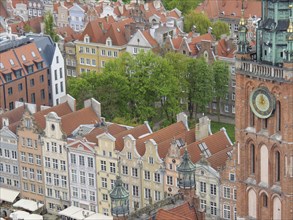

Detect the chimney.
[
  {"left": 176, "top": 112, "right": 189, "bottom": 130},
  {"left": 195, "top": 115, "right": 211, "bottom": 141},
  {"left": 84, "top": 98, "right": 101, "bottom": 117},
  {"left": 60, "top": 94, "right": 76, "bottom": 112}
]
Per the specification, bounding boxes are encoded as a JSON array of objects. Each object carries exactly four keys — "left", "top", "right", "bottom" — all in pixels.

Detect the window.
[
  {"left": 12, "top": 151, "right": 17, "bottom": 159},
  {"left": 154, "top": 173, "right": 161, "bottom": 183},
  {"left": 167, "top": 176, "right": 173, "bottom": 185},
  {"left": 46, "top": 172, "right": 52, "bottom": 184},
  {"left": 232, "top": 92, "right": 235, "bottom": 100},
  {"left": 30, "top": 78, "right": 35, "bottom": 87},
  {"left": 262, "top": 194, "right": 268, "bottom": 207},
  {"left": 79, "top": 155, "right": 85, "bottom": 166},
  {"left": 110, "top": 162, "right": 116, "bottom": 173},
  {"left": 101, "top": 160, "right": 106, "bottom": 171},
  {"left": 22, "top": 167, "right": 28, "bottom": 178},
  {"left": 92, "top": 59, "right": 96, "bottom": 66},
  {"left": 29, "top": 168, "right": 34, "bottom": 179},
  {"left": 154, "top": 190, "right": 161, "bottom": 201},
  {"left": 72, "top": 187, "right": 78, "bottom": 198},
  {"left": 80, "top": 171, "right": 86, "bottom": 184},
  {"left": 101, "top": 61, "right": 105, "bottom": 68},
  {"left": 27, "top": 138, "right": 32, "bottom": 147},
  {"left": 39, "top": 75, "right": 44, "bottom": 82},
  {"left": 122, "top": 165, "right": 128, "bottom": 175},
  {"left": 52, "top": 159, "right": 58, "bottom": 169},
  {"left": 55, "top": 84, "right": 58, "bottom": 94},
  {"left": 133, "top": 47, "right": 138, "bottom": 54},
  {"left": 114, "top": 51, "right": 118, "bottom": 57},
  {"left": 132, "top": 168, "right": 138, "bottom": 177},
  {"left": 86, "top": 47, "right": 90, "bottom": 53},
  {"left": 88, "top": 157, "right": 94, "bottom": 168},
  {"left": 210, "top": 184, "right": 216, "bottom": 195},
  {"left": 81, "top": 189, "right": 87, "bottom": 200},
  {"left": 91, "top": 48, "right": 96, "bottom": 54},
  {"left": 103, "top": 193, "right": 108, "bottom": 201},
  {"left": 232, "top": 105, "right": 235, "bottom": 114},
  {"left": 101, "top": 50, "right": 106, "bottom": 56},
  {"left": 127, "top": 152, "right": 132, "bottom": 159},
  {"left": 211, "top": 202, "right": 217, "bottom": 215},
  {"left": 41, "top": 89, "right": 45, "bottom": 100},
  {"left": 200, "top": 182, "right": 206, "bottom": 193},
  {"left": 45, "top": 157, "right": 51, "bottom": 168},
  {"left": 37, "top": 170, "right": 42, "bottom": 181},
  {"left": 149, "top": 157, "right": 154, "bottom": 164},
  {"left": 60, "top": 160, "right": 66, "bottom": 171},
  {"left": 250, "top": 144, "right": 255, "bottom": 174},
  {"left": 223, "top": 187, "right": 231, "bottom": 199},
  {"left": 31, "top": 93, "right": 35, "bottom": 103},
  {"left": 56, "top": 56, "right": 59, "bottom": 64},
  {"left": 133, "top": 185, "right": 139, "bottom": 197},
  {"left": 275, "top": 151, "right": 280, "bottom": 182},
  {"left": 61, "top": 176, "right": 67, "bottom": 188},
  {"left": 234, "top": 189, "right": 237, "bottom": 200},
  {"left": 107, "top": 50, "right": 112, "bottom": 57},
  {"left": 21, "top": 152, "right": 26, "bottom": 162},
  {"left": 223, "top": 204, "right": 231, "bottom": 219},
  {"left": 13, "top": 166, "right": 18, "bottom": 175},
  {"left": 4, "top": 149, "right": 10, "bottom": 158},
  {"left": 145, "top": 188, "right": 151, "bottom": 199},
  {"left": 71, "top": 154, "right": 76, "bottom": 164},
  {"left": 6, "top": 164, "right": 11, "bottom": 173},
  {"left": 8, "top": 87, "right": 13, "bottom": 95},
  {"left": 200, "top": 199, "right": 206, "bottom": 212},
  {"left": 88, "top": 173, "right": 94, "bottom": 186},
  {"left": 54, "top": 174, "right": 59, "bottom": 186},
  {"left": 71, "top": 170, "right": 77, "bottom": 183},
  {"left": 145, "top": 171, "right": 150, "bottom": 180},
  {"left": 101, "top": 177, "right": 107, "bottom": 188},
  {"left": 230, "top": 173, "right": 235, "bottom": 181},
  {"left": 5, "top": 73, "right": 12, "bottom": 82},
  {"left": 0, "top": 163, "right": 3, "bottom": 172},
  {"left": 18, "top": 83, "right": 23, "bottom": 91},
  {"left": 35, "top": 155, "right": 41, "bottom": 165},
  {"left": 28, "top": 153, "right": 34, "bottom": 163},
  {"left": 234, "top": 24, "right": 239, "bottom": 31},
  {"left": 86, "top": 58, "right": 90, "bottom": 65},
  {"left": 224, "top": 105, "right": 229, "bottom": 113},
  {"left": 80, "top": 58, "right": 85, "bottom": 64}
]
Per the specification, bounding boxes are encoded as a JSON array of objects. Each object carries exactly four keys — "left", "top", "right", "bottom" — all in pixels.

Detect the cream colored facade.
[
  {"left": 42, "top": 112, "right": 70, "bottom": 214},
  {"left": 75, "top": 37, "right": 125, "bottom": 75},
  {"left": 95, "top": 133, "right": 119, "bottom": 216},
  {"left": 17, "top": 110, "right": 46, "bottom": 204}
]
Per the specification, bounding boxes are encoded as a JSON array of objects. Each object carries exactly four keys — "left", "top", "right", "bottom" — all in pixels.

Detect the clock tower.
[{"left": 235, "top": 0, "right": 293, "bottom": 219}]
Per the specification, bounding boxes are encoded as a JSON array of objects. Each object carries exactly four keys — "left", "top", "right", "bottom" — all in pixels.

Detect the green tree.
[
  {"left": 184, "top": 11, "right": 212, "bottom": 34},
  {"left": 187, "top": 57, "right": 214, "bottom": 121},
  {"left": 163, "top": 0, "right": 203, "bottom": 15},
  {"left": 44, "top": 12, "right": 59, "bottom": 42},
  {"left": 212, "top": 61, "right": 230, "bottom": 122},
  {"left": 212, "top": 21, "right": 230, "bottom": 40}
]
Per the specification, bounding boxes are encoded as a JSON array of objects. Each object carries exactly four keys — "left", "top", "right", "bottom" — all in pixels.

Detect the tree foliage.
[
  {"left": 44, "top": 12, "right": 59, "bottom": 42},
  {"left": 184, "top": 11, "right": 212, "bottom": 34},
  {"left": 163, "top": 0, "right": 203, "bottom": 15},
  {"left": 212, "top": 61, "right": 230, "bottom": 121},
  {"left": 212, "top": 21, "right": 230, "bottom": 40}
]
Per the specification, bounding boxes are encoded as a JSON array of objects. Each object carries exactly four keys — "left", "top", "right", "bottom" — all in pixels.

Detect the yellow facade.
[{"left": 75, "top": 40, "right": 126, "bottom": 75}]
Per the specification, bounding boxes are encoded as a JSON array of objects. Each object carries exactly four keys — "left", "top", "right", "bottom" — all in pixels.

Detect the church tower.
[{"left": 235, "top": 0, "right": 293, "bottom": 219}]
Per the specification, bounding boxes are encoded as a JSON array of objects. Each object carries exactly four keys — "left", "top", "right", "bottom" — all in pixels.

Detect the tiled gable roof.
[
  {"left": 34, "top": 102, "right": 73, "bottom": 129},
  {"left": 168, "top": 202, "right": 198, "bottom": 220},
  {"left": 114, "top": 123, "right": 152, "bottom": 151},
  {"left": 217, "top": 38, "right": 236, "bottom": 58},
  {"left": 188, "top": 33, "right": 214, "bottom": 55},
  {"left": 60, "top": 107, "right": 100, "bottom": 136},
  {"left": 181, "top": 130, "right": 232, "bottom": 164},
  {"left": 207, "top": 145, "right": 233, "bottom": 169},
  {"left": 156, "top": 209, "right": 191, "bottom": 220},
  {"left": 142, "top": 30, "right": 158, "bottom": 47},
  {"left": 0, "top": 105, "right": 26, "bottom": 130},
  {"left": 57, "top": 26, "right": 82, "bottom": 42},
  {"left": 136, "top": 122, "right": 187, "bottom": 156}
]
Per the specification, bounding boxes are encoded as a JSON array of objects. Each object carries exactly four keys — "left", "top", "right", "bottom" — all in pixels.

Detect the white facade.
[
  {"left": 50, "top": 44, "right": 66, "bottom": 106},
  {"left": 67, "top": 139, "right": 98, "bottom": 212},
  {"left": 126, "top": 30, "right": 153, "bottom": 55},
  {"left": 0, "top": 127, "right": 20, "bottom": 191},
  {"left": 42, "top": 112, "right": 70, "bottom": 214}
]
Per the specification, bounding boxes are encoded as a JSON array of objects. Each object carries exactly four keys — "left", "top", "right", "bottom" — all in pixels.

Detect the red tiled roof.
[
  {"left": 34, "top": 102, "right": 73, "bottom": 129},
  {"left": 217, "top": 38, "right": 236, "bottom": 58},
  {"left": 181, "top": 130, "right": 232, "bottom": 164},
  {"left": 156, "top": 209, "right": 191, "bottom": 220},
  {"left": 195, "top": 0, "right": 261, "bottom": 20},
  {"left": 169, "top": 202, "right": 198, "bottom": 220},
  {"left": 208, "top": 145, "right": 233, "bottom": 169},
  {"left": 60, "top": 107, "right": 100, "bottom": 135},
  {"left": 189, "top": 33, "right": 214, "bottom": 55},
  {"left": 142, "top": 30, "right": 158, "bottom": 47},
  {"left": 57, "top": 26, "right": 82, "bottom": 42},
  {"left": 136, "top": 122, "right": 188, "bottom": 156},
  {"left": 0, "top": 105, "right": 26, "bottom": 130},
  {"left": 114, "top": 123, "right": 151, "bottom": 151}
]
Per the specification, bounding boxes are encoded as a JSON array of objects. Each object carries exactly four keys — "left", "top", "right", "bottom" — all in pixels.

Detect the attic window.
[
  {"left": 9, "top": 59, "right": 15, "bottom": 66},
  {"left": 84, "top": 35, "right": 90, "bottom": 43},
  {"left": 31, "top": 51, "right": 36, "bottom": 57},
  {"left": 220, "top": 11, "right": 225, "bottom": 15},
  {"left": 231, "top": 12, "right": 236, "bottom": 16},
  {"left": 198, "top": 142, "right": 211, "bottom": 158},
  {"left": 22, "top": 55, "right": 26, "bottom": 61},
  {"left": 106, "top": 38, "right": 112, "bottom": 46}
]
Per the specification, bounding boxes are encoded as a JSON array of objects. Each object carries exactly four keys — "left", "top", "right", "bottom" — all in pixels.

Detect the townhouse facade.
[
  {"left": 0, "top": 35, "right": 49, "bottom": 110},
  {"left": 68, "top": 3, "right": 85, "bottom": 32},
  {"left": 57, "top": 2, "right": 70, "bottom": 28},
  {"left": 28, "top": 0, "right": 44, "bottom": 18},
  {"left": 67, "top": 139, "right": 97, "bottom": 212},
  {"left": 65, "top": 42, "right": 77, "bottom": 77}
]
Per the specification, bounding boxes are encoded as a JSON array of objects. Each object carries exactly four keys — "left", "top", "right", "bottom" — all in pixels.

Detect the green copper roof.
[
  {"left": 177, "top": 150, "right": 196, "bottom": 173},
  {"left": 110, "top": 176, "right": 129, "bottom": 200}
]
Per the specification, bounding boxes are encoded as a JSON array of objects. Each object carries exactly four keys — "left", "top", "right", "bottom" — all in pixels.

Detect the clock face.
[{"left": 249, "top": 87, "right": 275, "bottom": 119}]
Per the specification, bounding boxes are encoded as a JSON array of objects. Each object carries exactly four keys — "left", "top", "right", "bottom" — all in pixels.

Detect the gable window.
[
  {"left": 200, "top": 181, "right": 206, "bottom": 193},
  {"left": 106, "top": 39, "right": 112, "bottom": 46},
  {"left": 84, "top": 36, "right": 90, "bottom": 43},
  {"left": 133, "top": 48, "right": 138, "bottom": 54}
]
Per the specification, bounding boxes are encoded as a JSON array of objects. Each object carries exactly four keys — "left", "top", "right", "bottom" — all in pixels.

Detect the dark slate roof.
[
  {"left": 26, "top": 34, "right": 55, "bottom": 66},
  {"left": 276, "top": 19, "right": 289, "bottom": 31}
]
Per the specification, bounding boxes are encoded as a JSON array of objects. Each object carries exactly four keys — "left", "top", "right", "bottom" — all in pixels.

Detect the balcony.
[{"left": 236, "top": 60, "right": 287, "bottom": 81}]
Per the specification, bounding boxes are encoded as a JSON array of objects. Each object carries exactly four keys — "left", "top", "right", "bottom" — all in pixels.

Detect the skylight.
[
  {"left": 9, "top": 59, "right": 15, "bottom": 65},
  {"left": 0, "top": 62, "right": 4, "bottom": 69},
  {"left": 198, "top": 142, "right": 211, "bottom": 158},
  {"left": 22, "top": 55, "right": 26, "bottom": 61},
  {"left": 31, "top": 51, "right": 36, "bottom": 57}
]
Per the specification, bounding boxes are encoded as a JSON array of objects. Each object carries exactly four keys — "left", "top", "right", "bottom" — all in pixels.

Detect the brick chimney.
[{"left": 195, "top": 115, "right": 211, "bottom": 141}]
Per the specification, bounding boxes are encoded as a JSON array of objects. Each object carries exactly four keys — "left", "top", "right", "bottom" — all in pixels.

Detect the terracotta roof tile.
[
  {"left": 142, "top": 30, "right": 158, "bottom": 47},
  {"left": 136, "top": 122, "right": 188, "bottom": 156},
  {"left": 60, "top": 107, "right": 100, "bottom": 135},
  {"left": 114, "top": 123, "right": 151, "bottom": 151},
  {"left": 0, "top": 106, "right": 26, "bottom": 130},
  {"left": 171, "top": 36, "right": 183, "bottom": 50},
  {"left": 181, "top": 130, "right": 232, "bottom": 164},
  {"left": 84, "top": 123, "right": 128, "bottom": 143},
  {"left": 57, "top": 26, "right": 82, "bottom": 42},
  {"left": 156, "top": 209, "right": 191, "bottom": 220},
  {"left": 168, "top": 202, "right": 198, "bottom": 220},
  {"left": 189, "top": 33, "right": 214, "bottom": 55},
  {"left": 207, "top": 145, "right": 233, "bottom": 169},
  {"left": 34, "top": 102, "right": 73, "bottom": 129},
  {"left": 0, "top": 1, "right": 8, "bottom": 18},
  {"left": 217, "top": 38, "right": 236, "bottom": 58}
]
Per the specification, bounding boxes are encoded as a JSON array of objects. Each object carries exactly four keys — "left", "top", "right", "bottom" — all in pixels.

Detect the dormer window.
[
  {"left": 0, "top": 62, "right": 4, "bottom": 69},
  {"left": 22, "top": 55, "right": 26, "bottom": 61},
  {"left": 9, "top": 59, "right": 15, "bottom": 66},
  {"left": 84, "top": 35, "right": 90, "bottom": 43},
  {"left": 27, "top": 65, "right": 34, "bottom": 74},
  {"left": 106, "top": 38, "right": 112, "bottom": 46},
  {"left": 14, "top": 69, "right": 22, "bottom": 78},
  {"left": 31, "top": 51, "right": 36, "bottom": 57},
  {"left": 36, "top": 62, "right": 43, "bottom": 70},
  {"left": 5, "top": 73, "right": 12, "bottom": 82}
]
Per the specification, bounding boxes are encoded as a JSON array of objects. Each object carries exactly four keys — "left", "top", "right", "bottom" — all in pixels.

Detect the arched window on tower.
[
  {"left": 262, "top": 194, "right": 268, "bottom": 207},
  {"left": 276, "top": 101, "right": 281, "bottom": 132},
  {"left": 250, "top": 144, "right": 255, "bottom": 174},
  {"left": 275, "top": 151, "right": 280, "bottom": 182},
  {"left": 250, "top": 110, "right": 255, "bottom": 127}
]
